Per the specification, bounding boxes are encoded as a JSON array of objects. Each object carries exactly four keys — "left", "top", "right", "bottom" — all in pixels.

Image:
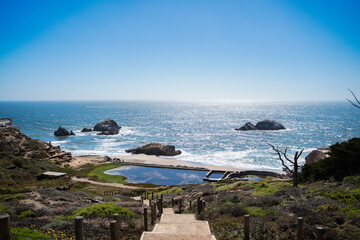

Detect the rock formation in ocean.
[
  {"left": 125, "top": 143, "right": 182, "bottom": 156},
  {"left": 235, "top": 122, "right": 258, "bottom": 131},
  {"left": 54, "top": 126, "right": 75, "bottom": 136},
  {"left": 93, "top": 119, "right": 121, "bottom": 135},
  {"left": 255, "top": 120, "right": 286, "bottom": 130},
  {"left": 81, "top": 128, "right": 93, "bottom": 132},
  {"left": 305, "top": 148, "right": 330, "bottom": 164},
  {"left": 235, "top": 120, "right": 286, "bottom": 131}
]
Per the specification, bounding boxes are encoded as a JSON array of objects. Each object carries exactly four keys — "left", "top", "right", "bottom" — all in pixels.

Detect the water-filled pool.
[{"left": 105, "top": 166, "right": 223, "bottom": 185}]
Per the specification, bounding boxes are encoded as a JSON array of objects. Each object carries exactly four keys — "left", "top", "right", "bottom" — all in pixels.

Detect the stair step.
[
  {"left": 160, "top": 214, "right": 196, "bottom": 223},
  {"left": 153, "top": 222, "right": 212, "bottom": 235},
  {"left": 140, "top": 232, "right": 216, "bottom": 240},
  {"left": 162, "top": 208, "right": 174, "bottom": 214}
]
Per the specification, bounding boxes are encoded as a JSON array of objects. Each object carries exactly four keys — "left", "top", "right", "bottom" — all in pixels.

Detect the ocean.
[{"left": 1, "top": 101, "right": 359, "bottom": 172}]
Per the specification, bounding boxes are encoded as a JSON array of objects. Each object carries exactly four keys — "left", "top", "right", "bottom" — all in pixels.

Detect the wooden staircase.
[{"left": 140, "top": 208, "right": 216, "bottom": 240}]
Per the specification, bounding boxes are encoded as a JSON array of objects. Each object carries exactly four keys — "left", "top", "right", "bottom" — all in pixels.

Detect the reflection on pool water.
[
  {"left": 105, "top": 166, "right": 262, "bottom": 185},
  {"left": 105, "top": 166, "right": 213, "bottom": 185}
]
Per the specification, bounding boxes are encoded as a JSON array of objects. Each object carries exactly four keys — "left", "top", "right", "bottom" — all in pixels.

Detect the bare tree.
[
  {"left": 268, "top": 143, "right": 304, "bottom": 187},
  {"left": 347, "top": 89, "right": 360, "bottom": 108}
]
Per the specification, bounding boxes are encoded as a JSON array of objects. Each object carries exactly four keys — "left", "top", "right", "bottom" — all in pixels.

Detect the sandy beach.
[{"left": 71, "top": 154, "right": 246, "bottom": 172}]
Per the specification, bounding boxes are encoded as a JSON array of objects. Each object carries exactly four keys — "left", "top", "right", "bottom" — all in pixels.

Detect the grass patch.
[
  {"left": 58, "top": 203, "right": 135, "bottom": 220},
  {"left": 245, "top": 206, "right": 269, "bottom": 216},
  {"left": 17, "top": 210, "right": 35, "bottom": 219},
  {"left": 153, "top": 187, "right": 183, "bottom": 196},
  {"left": 11, "top": 227, "right": 49, "bottom": 240},
  {"left": 87, "top": 164, "right": 127, "bottom": 184},
  {"left": 322, "top": 188, "right": 360, "bottom": 205},
  {"left": 0, "top": 193, "right": 26, "bottom": 202}
]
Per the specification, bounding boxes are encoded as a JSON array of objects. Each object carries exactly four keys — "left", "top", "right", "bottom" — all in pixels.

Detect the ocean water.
[{"left": 1, "top": 101, "right": 359, "bottom": 172}]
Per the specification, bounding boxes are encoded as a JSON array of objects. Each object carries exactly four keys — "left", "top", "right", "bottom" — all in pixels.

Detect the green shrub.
[
  {"left": 344, "top": 175, "right": 360, "bottom": 185},
  {"left": 11, "top": 227, "right": 48, "bottom": 240},
  {"left": 41, "top": 220, "right": 73, "bottom": 230},
  {"left": 244, "top": 206, "right": 268, "bottom": 216},
  {"left": 301, "top": 138, "right": 360, "bottom": 181},
  {"left": 59, "top": 203, "right": 135, "bottom": 220},
  {"left": 17, "top": 210, "right": 35, "bottom": 219},
  {"left": 322, "top": 188, "right": 360, "bottom": 205}
]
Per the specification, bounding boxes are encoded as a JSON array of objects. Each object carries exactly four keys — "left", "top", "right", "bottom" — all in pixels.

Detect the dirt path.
[{"left": 71, "top": 177, "right": 158, "bottom": 189}]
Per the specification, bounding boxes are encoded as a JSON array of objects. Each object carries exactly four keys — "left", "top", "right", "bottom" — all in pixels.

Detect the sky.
[{"left": 0, "top": 0, "right": 360, "bottom": 101}]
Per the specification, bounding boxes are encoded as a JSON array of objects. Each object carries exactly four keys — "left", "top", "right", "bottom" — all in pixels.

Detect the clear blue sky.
[{"left": 0, "top": 0, "right": 359, "bottom": 101}]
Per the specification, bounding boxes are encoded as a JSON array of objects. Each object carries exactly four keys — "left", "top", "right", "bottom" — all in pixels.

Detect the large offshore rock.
[
  {"left": 125, "top": 143, "right": 181, "bottom": 156},
  {"left": 235, "top": 122, "right": 258, "bottom": 131},
  {"left": 93, "top": 119, "right": 121, "bottom": 135},
  {"left": 54, "top": 126, "right": 75, "bottom": 136},
  {"left": 255, "top": 120, "right": 286, "bottom": 130}
]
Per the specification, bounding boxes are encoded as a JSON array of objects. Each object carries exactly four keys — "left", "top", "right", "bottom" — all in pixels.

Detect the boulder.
[
  {"left": 93, "top": 119, "right": 121, "bottom": 135},
  {"left": 54, "top": 126, "right": 75, "bottom": 136},
  {"left": 305, "top": 148, "right": 330, "bottom": 165},
  {"left": 235, "top": 122, "right": 257, "bottom": 131},
  {"left": 255, "top": 120, "right": 286, "bottom": 130},
  {"left": 125, "top": 143, "right": 181, "bottom": 156},
  {"left": 81, "top": 128, "right": 93, "bottom": 132}
]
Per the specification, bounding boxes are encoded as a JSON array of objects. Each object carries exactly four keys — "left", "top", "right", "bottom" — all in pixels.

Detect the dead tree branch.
[{"left": 347, "top": 89, "right": 360, "bottom": 108}]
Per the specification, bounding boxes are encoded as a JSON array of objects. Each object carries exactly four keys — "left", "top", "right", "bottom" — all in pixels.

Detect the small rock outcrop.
[
  {"left": 54, "top": 126, "right": 75, "bottom": 136},
  {"left": 305, "top": 148, "right": 330, "bottom": 165},
  {"left": 255, "top": 120, "right": 286, "bottom": 130},
  {"left": 235, "top": 122, "right": 257, "bottom": 131},
  {"left": 125, "top": 143, "right": 181, "bottom": 156},
  {"left": 93, "top": 119, "right": 121, "bottom": 135},
  {"left": 81, "top": 128, "right": 93, "bottom": 132},
  {"left": 235, "top": 120, "right": 285, "bottom": 131}
]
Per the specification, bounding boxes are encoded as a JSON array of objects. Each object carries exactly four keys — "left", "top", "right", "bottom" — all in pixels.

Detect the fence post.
[
  {"left": 0, "top": 214, "right": 10, "bottom": 240},
  {"left": 74, "top": 216, "right": 84, "bottom": 240},
  {"left": 152, "top": 192, "right": 154, "bottom": 200},
  {"left": 151, "top": 203, "right": 155, "bottom": 225},
  {"left": 316, "top": 227, "right": 324, "bottom": 240},
  {"left": 297, "top": 217, "right": 303, "bottom": 240},
  {"left": 197, "top": 197, "right": 201, "bottom": 214},
  {"left": 159, "top": 194, "right": 163, "bottom": 214},
  {"left": 172, "top": 198, "right": 174, "bottom": 207},
  {"left": 141, "top": 196, "right": 144, "bottom": 204},
  {"left": 189, "top": 200, "right": 192, "bottom": 212},
  {"left": 114, "top": 214, "right": 120, "bottom": 238},
  {"left": 110, "top": 220, "right": 119, "bottom": 240},
  {"left": 144, "top": 207, "right": 148, "bottom": 231},
  {"left": 244, "top": 214, "right": 250, "bottom": 240}
]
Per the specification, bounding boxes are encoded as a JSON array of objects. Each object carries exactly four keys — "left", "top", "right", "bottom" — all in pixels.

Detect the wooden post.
[
  {"left": 110, "top": 220, "right": 119, "bottom": 240},
  {"left": 74, "top": 216, "right": 84, "bottom": 240},
  {"left": 0, "top": 214, "right": 10, "bottom": 240},
  {"left": 159, "top": 194, "right": 163, "bottom": 214},
  {"left": 144, "top": 207, "right": 148, "bottom": 231},
  {"left": 297, "top": 217, "right": 303, "bottom": 240},
  {"left": 202, "top": 200, "right": 205, "bottom": 209},
  {"left": 172, "top": 198, "right": 174, "bottom": 207},
  {"left": 154, "top": 201, "right": 157, "bottom": 219},
  {"left": 141, "top": 196, "right": 144, "bottom": 204},
  {"left": 152, "top": 192, "right": 154, "bottom": 200},
  {"left": 197, "top": 197, "right": 201, "bottom": 214},
  {"left": 244, "top": 215, "right": 250, "bottom": 240},
  {"left": 189, "top": 200, "right": 192, "bottom": 211},
  {"left": 316, "top": 227, "right": 324, "bottom": 240},
  {"left": 149, "top": 199, "right": 152, "bottom": 207},
  {"left": 114, "top": 214, "right": 120, "bottom": 238},
  {"left": 151, "top": 203, "right": 155, "bottom": 225}
]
